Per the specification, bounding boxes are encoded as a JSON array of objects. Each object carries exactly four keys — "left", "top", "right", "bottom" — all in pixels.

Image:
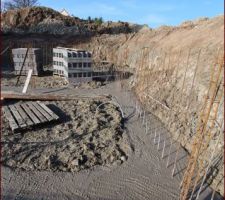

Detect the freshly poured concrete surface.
[{"left": 2, "top": 82, "right": 222, "bottom": 200}]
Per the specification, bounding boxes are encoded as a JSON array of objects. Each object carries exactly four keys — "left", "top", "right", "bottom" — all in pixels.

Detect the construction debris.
[{"left": 1, "top": 91, "right": 109, "bottom": 101}]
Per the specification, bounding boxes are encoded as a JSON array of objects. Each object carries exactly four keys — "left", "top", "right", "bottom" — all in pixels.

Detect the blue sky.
[{"left": 38, "top": 0, "right": 223, "bottom": 28}]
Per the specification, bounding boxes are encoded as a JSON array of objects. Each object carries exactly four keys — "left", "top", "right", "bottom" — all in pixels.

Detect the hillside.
[{"left": 1, "top": 6, "right": 140, "bottom": 35}]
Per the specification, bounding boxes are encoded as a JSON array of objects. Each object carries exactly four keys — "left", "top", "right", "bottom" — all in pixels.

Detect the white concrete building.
[
  {"left": 60, "top": 9, "right": 70, "bottom": 16},
  {"left": 53, "top": 47, "right": 93, "bottom": 84}
]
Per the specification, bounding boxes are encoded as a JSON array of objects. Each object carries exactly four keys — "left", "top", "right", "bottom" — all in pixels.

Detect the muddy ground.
[{"left": 2, "top": 98, "right": 131, "bottom": 172}]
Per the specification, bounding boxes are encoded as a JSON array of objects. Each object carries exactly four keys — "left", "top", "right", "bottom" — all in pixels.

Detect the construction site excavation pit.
[{"left": 2, "top": 99, "right": 131, "bottom": 172}]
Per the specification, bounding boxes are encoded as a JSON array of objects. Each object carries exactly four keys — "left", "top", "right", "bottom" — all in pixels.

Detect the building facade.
[
  {"left": 12, "top": 48, "right": 43, "bottom": 76},
  {"left": 60, "top": 9, "right": 70, "bottom": 16},
  {"left": 53, "top": 47, "right": 93, "bottom": 84}
]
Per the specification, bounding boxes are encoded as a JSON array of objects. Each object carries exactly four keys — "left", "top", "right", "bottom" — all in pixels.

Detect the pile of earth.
[
  {"left": 2, "top": 99, "right": 131, "bottom": 172},
  {"left": 1, "top": 73, "right": 68, "bottom": 88},
  {"left": 1, "top": 6, "right": 142, "bottom": 35}
]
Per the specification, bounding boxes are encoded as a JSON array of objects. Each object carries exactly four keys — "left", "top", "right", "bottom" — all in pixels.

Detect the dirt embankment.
[
  {"left": 1, "top": 6, "right": 140, "bottom": 35},
  {"left": 74, "top": 16, "right": 224, "bottom": 195},
  {"left": 2, "top": 9, "right": 224, "bottom": 195}
]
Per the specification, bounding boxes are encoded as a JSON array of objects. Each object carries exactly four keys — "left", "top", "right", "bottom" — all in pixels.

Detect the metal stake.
[
  {"left": 195, "top": 135, "right": 221, "bottom": 200},
  {"left": 157, "top": 131, "right": 161, "bottom": 150},
  {"left": 139, "top": 110, "right": 142, "bottom": 118},
  {"left": 142, "top": 111, "right": 146, "bottom": 125},
  {"left": 154, "top": 129, "right": 157, "bottom": 144},
  {"left": 135, "top": 101, "right": 137, "bottom": 113},
  {"left": 211, "top": 190, "right": 216, "bottom": 200},
  {"left": 161, "top": 140, "right": 166, "bottom": 159},
  {"left": 166, "top": 138, "right": 172, "bottom": 168},
  {"left": 145, "top": 121, "right": 148, "bottom": 134},
  {"left": 172, "top": 144, "right": 180, "bottom": 177}
]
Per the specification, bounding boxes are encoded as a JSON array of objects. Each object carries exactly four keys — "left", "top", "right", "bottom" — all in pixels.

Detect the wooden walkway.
[{"left": 3, "top": 101, "right": 59, "bottom": 131}]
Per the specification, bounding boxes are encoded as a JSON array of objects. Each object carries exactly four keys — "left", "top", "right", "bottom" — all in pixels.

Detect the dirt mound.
[
  {"left": 2, "top": 99, "right": 131, "bottom": 172},
  {"left": 1, "top": 73, "right": 110, "bottom": 89},
  {"left": 2, "top": 73, "right": 68, "bottom": 88},
  {"left": 2, "top": 7, "right": 81, "bottom": 28},
  {"left": 1, "top": 6, "right": 137, "bottom": 35}
]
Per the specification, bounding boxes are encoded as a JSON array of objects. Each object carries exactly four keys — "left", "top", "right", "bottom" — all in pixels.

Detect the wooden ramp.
[{"left": 3, "top": 101, "right": 59, "bottom": 132}]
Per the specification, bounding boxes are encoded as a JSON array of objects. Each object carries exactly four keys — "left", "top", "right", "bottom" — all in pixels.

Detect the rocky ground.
[{"left": 2, "top": 98, "right": 131, "bottom": 172}]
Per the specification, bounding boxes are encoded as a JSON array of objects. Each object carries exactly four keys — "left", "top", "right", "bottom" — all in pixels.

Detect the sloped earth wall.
[{"left": 75, "top": 16, "right": 224, "bottom": 196}]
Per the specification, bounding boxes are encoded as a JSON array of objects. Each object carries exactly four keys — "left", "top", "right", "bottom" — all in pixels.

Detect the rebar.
[
  {"left": 154, "top": 129, "right": 157, "bottom": 144},
  {"left": 157, "top": 131, "right": 161, "bottom": 150},
  {"left": 145, "top": 121, "right": 148, "bottom": 134},
  {"left": 187, "top": 49, "right": 201, "bottom": 109},
  {"left": 180, "top": 57, "right": 223, "bottom": 200},
  {"left": 161, "top": 140, "right": 166, "bottom": 159},
  {"left": 172, "top": 144, "right": 180, "bottom": 177},
  {"left": 166, "top": 138, "right": 172, "bottom": 168},
  {"left": 142, "top": 111, "right": 146, "bottom": 125}
]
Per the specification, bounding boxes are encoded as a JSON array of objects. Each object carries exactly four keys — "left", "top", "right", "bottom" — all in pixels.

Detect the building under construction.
[{"left": 12, "top": 48, "right": 43, "bottom": 76}]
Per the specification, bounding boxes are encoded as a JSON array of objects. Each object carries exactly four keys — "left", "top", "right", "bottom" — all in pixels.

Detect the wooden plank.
[
  {"left": 9, "top": 105, "right": 27, "bottom": 128},
  {"left": 1, "top": 92, "right": 108, "bottom": 101},
  {"left": 22, "top": 69, "right": 33, "bottom": 94},
  {"left": 31, "top": 102, "right": 54, "bottom": 121},
  {"left": 26, "top": 102, "right": 47, "bottom": 123},
  {"left": 37, "top": 102, "right": 59, "bottom": 120},
  {"left": 1, "top": 46, "right": 10, "bottom": 55},
  {"left": 16, "top": 47, "right": 30, "bottom": 86},
  {"left": 15, "top": 104, "right": 33, "bottom": 126},
  {"left": 3, "top": 106, "right": 19, "bottom": 131},
  {"left": 21, "top": 103, "right": 40, "bottom": 124}
]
